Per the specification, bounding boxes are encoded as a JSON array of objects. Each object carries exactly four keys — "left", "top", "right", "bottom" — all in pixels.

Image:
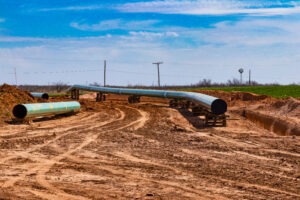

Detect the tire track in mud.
[
  {"left": 166, "top": 111, "right": 300, "bottom": 199},
  {"left": 181, "top": 148, "right": 300, "bottom": 198},
  {"left": 2, "top": 99, "right": 299, "bottom": 199},
  {"left": 109, "top": 105, "right": 150, "bottom": 131},
  {"left": 65, "top": 153, "right": 229, "bottom": 200},
  {"left": 113, "top": 151, "right": 182, "bottom": 174},
  {"left": 0, "top": 112, "right": 102, "bottom": 141},
  {"left": 211, "top": 176, "right": 300, "bottom": 198},
  {"left": 31, "top": 106, "right": 149, "bottom": 199},
  {"left": 28, "top": 106, "right": 149, "bottom": 199},
  {"left": 57, "top": 106, "right": 230, "bottom": 200},
  {"left": 0, "top": 113, "right": 96, "bottom": 149},
  {"left": 112, "top": 152, "right": 230, "bottom": 199},
  {"left": 1, "top": 108, "right": 123, "bottom": 189},
  {"left": 0, "top": 112, "right": 110, "bottom": 165}
]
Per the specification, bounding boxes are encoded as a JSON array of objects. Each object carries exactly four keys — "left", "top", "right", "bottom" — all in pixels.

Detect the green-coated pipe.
[
  {"left": 68, "top": 85, "right": 227, "bottom": 115},
  {"left": 30, "top": 92, "right": 49, "bottom": 100},
  {"left": 13, "top": 101, "right": 80, "bottom": 119}
]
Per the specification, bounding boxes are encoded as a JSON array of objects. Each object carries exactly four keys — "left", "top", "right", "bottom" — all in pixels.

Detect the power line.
[
  {"left": 3, "top": 56, "right": 295, "bottom": 68},
  {"left": 22, "top": 69, "right": 101, "bottom": 75},
  {"left": 16, "top": 67, "right": 203, "bottom": 79}
]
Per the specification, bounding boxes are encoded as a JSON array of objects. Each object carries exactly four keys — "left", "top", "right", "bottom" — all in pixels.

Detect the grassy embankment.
[{"left": 185, "top": 85, "right": 300, "bottom": 98}]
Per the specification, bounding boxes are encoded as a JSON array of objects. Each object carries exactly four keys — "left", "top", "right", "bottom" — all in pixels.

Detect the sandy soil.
[{"left": 0, "top": 93, "right": 299, "bottom": 199}]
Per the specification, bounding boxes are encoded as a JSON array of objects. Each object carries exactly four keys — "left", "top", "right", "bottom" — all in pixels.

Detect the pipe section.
[
  {"left": 30, "top": 92, "right": 49, "bottom": 100},
  {"left": 13, "top": 101, "right": 80, "bottom": 119},
  {"left": 69, "top": 85, "right": 227, "bottom": 115}
]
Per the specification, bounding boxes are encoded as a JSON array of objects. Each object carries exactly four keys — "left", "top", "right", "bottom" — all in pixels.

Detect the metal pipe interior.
[
  {"left": 41, "top": 93, "right": 49, "bottom": 99},
  {"left": 13, "top": 104, "right": 27, "bottom": 119},
  {"left": 211, "top": 99, "right": 227, "bottom": 115}
]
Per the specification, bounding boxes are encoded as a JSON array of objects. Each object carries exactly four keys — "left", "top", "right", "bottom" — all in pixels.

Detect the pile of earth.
[
  {"left": 196, "top": 90, "right": 270, "bottom": 106},
  {"left": 231, "top": 96, "right": 300, "bottom": 136},
  {"left": 196, "top": 90, "right": 299, "bottom": 135},
  {"left": 271, "top": 97, "right": 300, "bottom": 119},
  {"left": 0, "top": 84, "right": 36, "bottom": 123}
]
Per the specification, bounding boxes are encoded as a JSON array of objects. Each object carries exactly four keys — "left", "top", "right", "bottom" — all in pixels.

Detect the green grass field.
[{"left": 186, "top": 85, "right": 300, "bottom": 98}]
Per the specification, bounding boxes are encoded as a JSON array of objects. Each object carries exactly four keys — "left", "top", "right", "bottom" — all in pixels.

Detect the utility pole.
[
  {"left": 248, "top": 69, "right": 251, "bottom": 85},
  {"left": 104, "top": 60, "right": 106, "bottom": 87},
  {"left": 152, "top": 62, "right": 163, "bottom": 87}
]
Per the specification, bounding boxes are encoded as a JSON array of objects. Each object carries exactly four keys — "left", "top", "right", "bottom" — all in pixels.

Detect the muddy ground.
[{"left": 0, "top": 92, "right": 299, "bottom": 200}]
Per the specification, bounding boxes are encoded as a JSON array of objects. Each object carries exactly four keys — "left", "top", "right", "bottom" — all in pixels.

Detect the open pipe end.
[
  {"left": 211, "top": 99, "right": 227, "bottom": 115},
  {"left": 42, "top": 93, "right": 49, "bottom": 100},
  {"left": 13, "top": 104, "right": 27, "bottom": 119}
]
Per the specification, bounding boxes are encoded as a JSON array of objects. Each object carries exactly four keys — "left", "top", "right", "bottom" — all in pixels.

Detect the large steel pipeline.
[
  {"left": 13, "top": 101, "right": 80, "bottom": 119},
  {"left": 30, "top": 92, "right": 49, "bottom": 100},
  {"left": 68, "top": 85, "right": 227, "bottom": 115}
]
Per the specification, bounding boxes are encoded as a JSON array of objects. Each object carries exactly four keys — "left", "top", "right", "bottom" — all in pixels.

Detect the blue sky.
[{"left": 0, "top": 0, "right": 300, "bottom": 85}]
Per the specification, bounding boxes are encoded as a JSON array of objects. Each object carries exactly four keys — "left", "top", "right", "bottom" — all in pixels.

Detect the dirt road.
[{"left": 0, "top": 95, "right": 299, "bottom": 199}]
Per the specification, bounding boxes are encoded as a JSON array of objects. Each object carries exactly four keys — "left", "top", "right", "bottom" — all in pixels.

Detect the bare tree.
[
  {"left": 227, "top": 78, "right": 241, "bottom": 86},
  {"left": 53, "top": 81, "right": 68, "bottom": 93},
  {"left": 196, "top": 79, "right": 212, "bottom": 87}
]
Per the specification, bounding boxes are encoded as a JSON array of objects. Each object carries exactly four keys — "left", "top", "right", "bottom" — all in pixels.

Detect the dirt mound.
[
  {"left": 0, "top": 84, "right": 36, "bottom": 123},
  {"left": 195, "top": 90, "right": 269, "bottom": 106},
  {"left": 195, "top": 90, "right": 232, "bottom": 102},
  {"left": 245, "top": 110, "right": 300, "bottom": 136},
  {"left": 237, "top": 97, "right": 300, "bottom": 136},
  {"left": 80, "top": 92, "right": 96, "bottom": 99},
  {"left": 0, "top": 188, "right": 20, "bottom": 199},
  {"left": 271, "top": 97, "right": 300, "bottom": 118},
  {"left": 232, "top": 91, "right": 268, "bottom": 101}
]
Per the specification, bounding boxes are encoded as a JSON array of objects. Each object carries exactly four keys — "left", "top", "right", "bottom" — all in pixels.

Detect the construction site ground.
[{"left": 0, "top": 90, "right": 299, "bottom": 200}]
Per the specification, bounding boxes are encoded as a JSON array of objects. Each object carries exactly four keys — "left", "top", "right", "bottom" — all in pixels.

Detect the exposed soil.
[
  {"left": 0, "top": 84, "right": 36, "bottom": 124},
  {"left": 231, "top": 97, "right": 300, "bottom": 136},
  {"left": 0, "top": 86, "right": 299, "bottom": 200}
]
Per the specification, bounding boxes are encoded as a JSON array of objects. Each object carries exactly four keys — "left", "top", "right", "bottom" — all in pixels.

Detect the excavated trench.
[{"left": 244, "top": 110, "right": 300, "bottom": 136}]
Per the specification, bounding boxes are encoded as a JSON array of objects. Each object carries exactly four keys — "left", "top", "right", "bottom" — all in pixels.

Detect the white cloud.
[
  {"left": 129, "top": 31, "right": 178, "bottom": 38},
  {"left": 166, "top": 31, "right": 179, "bottom": 37},
  {"left": 195, "top": 18, "right": 300, "bottom": 46},
  {"left": 38, "top": 5, "right": 104, "bottom": 12},
  {"left": 130, "top": 31, "right": 163, "bottom": 37},
  {"left": 2, "top": 1, "right": 300, "bottom": 85},
  {"left": 0, "top": 32, "right": 299, "bottom": 85},
  {"left": 36, "top": 1, "right": 300, "bottom": 16},
  {"left": 117, "top": 0, "right": 300, "bottom": 16},
  {"left": 118, "top": 0, "right": 243, "bottom": 13},
  {"left": 0, "top": 36, "right": 51, "bottom": 42},
  {"left": 184, "top": 7, "right": 300, "bottom": 16},
  {"left": 70, "top": 19, "right": 159, "bottom": 31}
]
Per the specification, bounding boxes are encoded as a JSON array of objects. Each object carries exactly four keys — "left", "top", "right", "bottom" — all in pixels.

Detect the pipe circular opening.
[
  {"left": 42, "top": 93, "right": 49, "bottom": 100},
  {"left": 13, "top": 104, "right": 27, "bottom": 119},
  {"left": 211, "top": 99, "right": 227, "bottom": 115}
]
